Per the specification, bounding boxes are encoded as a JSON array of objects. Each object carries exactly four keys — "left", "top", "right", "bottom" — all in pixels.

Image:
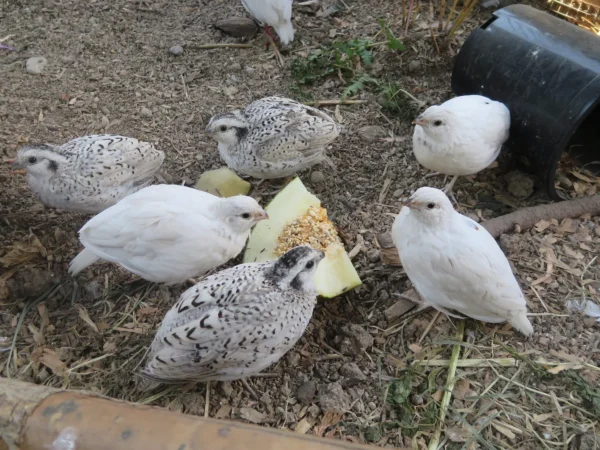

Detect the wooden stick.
[
  {"left": 412, "top": 357, "right": 518, "bottom": 368},
  {"left": 187, "top": 43, "right": 253, "bottom": 49},
  {"left": 0, "top": 378, "right": 376, "bottom": 450},
  {"left": 303, "top": 99, "right": 367, "bottom": 106}
]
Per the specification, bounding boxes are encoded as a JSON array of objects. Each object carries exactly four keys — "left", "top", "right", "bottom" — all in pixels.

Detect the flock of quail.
[{"left": 6, "top": 0, "right": 533, "bottom": 387}]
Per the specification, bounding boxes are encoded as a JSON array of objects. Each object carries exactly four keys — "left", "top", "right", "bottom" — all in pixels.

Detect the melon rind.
[{"left": 243, "top": 177, "right": 362, "bottom": 298}]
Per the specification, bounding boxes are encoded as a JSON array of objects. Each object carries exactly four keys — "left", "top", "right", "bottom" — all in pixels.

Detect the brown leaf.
[
  {"left": 32, "top": 348, "right": 66, "bottom": 375},
  {"left": 534, "top": 219, "right": 552, "bottom": 232},
  {"left": 445, "top": 427, "right": 471, "bottom": 442},
  {"left": 408, "top": 343, "right": 422, "bottom": 354},
  {"left": 28, "top": 324, "right": 45, "bottom": 346},
  {"left": 295, "top": 417, "right": 313, "bottom": 434},
  {"left": 557, "top": 218, "right": 578, "bottom": 233},
  {"left": 215, "top": 404, "right": 232, "bottom": 419},
  {"left": 37, "top": 303, "right": 50, "bottom": 327},
  {"left": 0, "top": 235, "right": 47, "bottom": 267},
  {"left": 76, "top": 305, "right": 99, "bottom": 333},
  {"left": 313, "top": 410, "right": 343, "bottom": 437},
  {"left": 453, "top": 379, "right": 471, "bottom": 400},
  {"left": 137, "top": 306, "right": 160, "bottom": 318},
  {"left": 431, "top": 389, "right": 443, "bottom": 402},
  {"left": 239, "top": 407, "right": 267, "bottom": 424}
]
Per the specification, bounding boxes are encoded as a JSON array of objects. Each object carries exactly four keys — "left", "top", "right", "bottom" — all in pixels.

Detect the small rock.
[
  {"left": 287, "top": 351, "right": 300, "bottom": 367},
  {"left": 357, "top": 125, "right": 386, "bottom": 143},
  {"left": 296, "top": 380, "right": 317, "bottom": 405},
  {"left": 339, "top": 362, "right": 366, "bottom": 381},
  {"left": 505, "top": 170, "right": 535, "bottom": 199},
  {"left": 393, "top": 188, "right": 403, "bottom": 198},
  {"left": 223, "top": 86, "right": 239, "bottom": 97},
  {"left": 367, "top": 249, "right": 380, "bottom": 263},
  {"left": 411, "top": 394, "right": 424, "bottom": 405},
  {"left": 84, "top": 281, "right": 103, "bottom": 300},
  {"left": 26, "top": 56, "right": 47, "bottom": 74},
  {"left": 169, "top": 45, "right": 184, "bottom": 56},
  {"left": 214, "top": 17, "right": 258, "bottom": 38},
  {"left": 239, "top": 407, "right": 267, "bottom": 424},
  {"left": 140, "top": 106, "right": 152, "bottom": 118},
  {"left": 367, "top": 401, "right": 377, "bottom": 410},
  {"left": 220, "top": 382, "right": 234, "bottom": 397},
  {"left": 341, "top": 324, "right": 374, "bottom": 354},
  {"left": 408, "top": 60, "right": 421, "bottom": 72},
  {"left": 101, "top": 116, "right": 109, "bottom": 128},
  {"left": 310, "top": 171, "right": 325, "bottom": 184},
  {"left": 318, "top": 382, "right": 350, "bottom": 413}
]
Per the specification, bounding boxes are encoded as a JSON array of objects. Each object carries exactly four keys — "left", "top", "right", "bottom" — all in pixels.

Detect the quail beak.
[
  {"left": 402, "top": 197, "right": 416, "bottom": 209},
  {"left": 6, "top": 159, "right": 26, "bottom": 175},
  {"left": 255, "top": 211, "right": 269, "bottom": 222},
  {"left": 412, "top": 117, "right": 427, "bottom": 127}
]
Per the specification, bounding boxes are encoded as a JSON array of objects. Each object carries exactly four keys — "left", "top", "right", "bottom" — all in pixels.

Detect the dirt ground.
[{"left": 1, "top": 0, "right": 599, "bottom": 448}]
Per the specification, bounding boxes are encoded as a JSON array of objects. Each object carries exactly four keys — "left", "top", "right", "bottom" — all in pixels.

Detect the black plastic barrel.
[{"left": 451, "top": 4, "right": 600, "bottom": 200}]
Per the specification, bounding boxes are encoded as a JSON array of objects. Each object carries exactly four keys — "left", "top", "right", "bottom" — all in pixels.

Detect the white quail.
[{"left": 68, "top": 184, "right": 268, "bottom": 284}]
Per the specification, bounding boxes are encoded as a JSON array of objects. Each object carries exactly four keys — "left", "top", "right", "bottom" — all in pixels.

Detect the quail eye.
[
  {"left": 427, "top": 202, "right": 436, "bottom": 209},
  {"left": 241, "top": 213, "right": 251, "bottom": 219},
  {"left": 219, "top": 125, "right": 227, "bottom": 132},
  {"left": 28, "top": 156, "right": 37, "bottom": 164},
  {"left": 305, "top": 260, "right": 315, "bottom": 269},
  {"left": 433, "top": 120, "right": 442, "bottom": 126}
]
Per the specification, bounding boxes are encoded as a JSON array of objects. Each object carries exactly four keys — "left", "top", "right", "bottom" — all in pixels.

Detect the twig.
[
  {"left": 303, "top": 99, "right": 368, "bottom": 106},
  {"left": 204, "top": 381, "right": 210, "bottom": 417},
  {"left": 187, "top": 43, "right": 253, "bottom": 49},
  {"left": 431, "top": 29, "right": 440, "bottom": 55},
  {"left": 428, "top": 321, "right": 465, "bottom": 450},
  {"left": 413, "top": 357, "right": 518, "bottom": 368}
]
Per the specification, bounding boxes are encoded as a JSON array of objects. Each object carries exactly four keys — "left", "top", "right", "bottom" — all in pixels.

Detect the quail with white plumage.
[
  {"left": 10, "top": 134, "right": 165, "bottom": 214},
  {"left": 412, "top": 95, "right": 510, "bottom": 199},
  {"left": 140, "top": 245, "right": 324, "bottom": 383},
  {"left": 205, "top": 96, "right": 341, "bottom": 179},
  {"left": 68, "top": 184, "right": 268, "bottom": 284}
]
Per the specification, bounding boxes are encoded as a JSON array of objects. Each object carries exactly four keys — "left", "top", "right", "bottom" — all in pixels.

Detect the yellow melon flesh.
[
  {"left": 195, "top": 167, "right": 251, "bottom": 198},
  {"left": 244, "top": 178, "right": 362, "bottom": 298}
]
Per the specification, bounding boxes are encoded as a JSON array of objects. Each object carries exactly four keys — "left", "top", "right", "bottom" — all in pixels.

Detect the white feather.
[
  {"left": 68, "top": 184, "right": 266, "bottom": 285},
  {"left": 241, "top": 0, "right": 294, "bottom": 44},
  {"left": 413, "top": 95, "right": 510, "bottom": 177},
  {"left": 392, "top": 187, "right": 533, "bottom": 336}
]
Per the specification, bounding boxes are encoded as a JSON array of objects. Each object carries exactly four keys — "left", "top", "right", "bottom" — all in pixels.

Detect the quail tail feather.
[
  {"left": 508, "top": 312, "right": 534, "bottom": 336},
  {"left": 275, "top": 21, "right": 294, "bottom": 44},
  {"left": 68, "top": 249, "right": 100, "bottom": 275}
]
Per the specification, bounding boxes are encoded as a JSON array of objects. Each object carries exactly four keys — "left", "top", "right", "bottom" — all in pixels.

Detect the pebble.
[
  {"left": 318, "top": 382, "right": 350, "bottom": 413},
  {"left": 357, "top": 125, "right": 386, "bottom": 143},
  {"left": 310, "top": 171, "right": 325, "bottom": 184},
  {"left": 339, "top": 362, "right": 366, "bottom": 381},
  {"left": 367, "top": 249, "right": 380, "bottom": 263},
  {"left": 340, "top": 324, "right": 374, "bottom": 354},
  {"left": 297, "top": 381, "right": 317, "bottom": 405},
  {"left": 101, "top": 116, "right": 109, "bottom": 128},
  {"left": 169, "top": 45, "right": 184, "bottom": 56},
  {"left": 408, "top": 60, "right": 421, "bottom": 72},
  {"left": 26, "top": 56, "right": 47, "bottom": 74},
  {"left": 367, "top": 401, "right": 377, "bottom": 410},
  {"left": 140, "top": 106, "right": 152, "bottom": 118},
  {"left": 505, "top": 170, "right": 535, "bottom": 199}
]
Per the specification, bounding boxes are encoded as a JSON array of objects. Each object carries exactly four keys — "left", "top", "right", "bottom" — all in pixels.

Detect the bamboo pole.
[{"left": 0, "top": 378, "right": 376, "bottom": 450}]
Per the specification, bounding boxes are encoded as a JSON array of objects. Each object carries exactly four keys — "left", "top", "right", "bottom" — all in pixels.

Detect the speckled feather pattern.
[
  {"left": 215, "top": 97, "right": 341, "bottom": 179},
  {"left": 21, "top": 134, "right": 165, "bottom": 213},
  {"left": 141, "top": 250, "right": 319, "bottom": 383}
]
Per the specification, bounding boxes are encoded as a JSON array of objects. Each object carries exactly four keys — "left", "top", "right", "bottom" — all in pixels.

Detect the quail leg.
[
  {"left": 442, "top": 175, "right": 459, "bottom": 204},
  {"left": 263, "top": 26, "right": 285, "bottom": 67}
]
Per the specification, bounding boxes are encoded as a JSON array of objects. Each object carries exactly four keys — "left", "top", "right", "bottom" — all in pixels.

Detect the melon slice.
[
  {"left": 244, "top": 177, "right": 362, "bottom": 298},
  {"left": 195, "top": 167, "right": 251, "bottom": 198}
]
